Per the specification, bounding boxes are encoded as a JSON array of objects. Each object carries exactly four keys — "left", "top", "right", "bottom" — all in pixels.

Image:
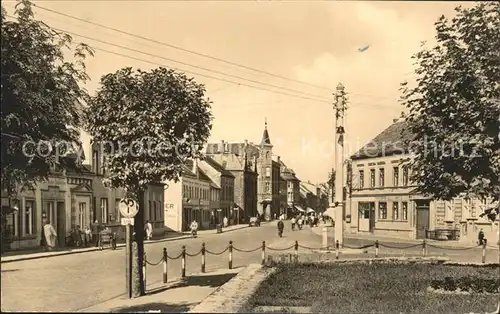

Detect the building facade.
[
  {"left": 198, "top": 156, "right": 236, "bottom": 224},
  {"left": 206, "top": 141, "right": 258, "bottom": 222},
  {"left": 1, "top": 166, "right": 94, "bottom": 251},
  {"left": 348, "top": 119, "right": 499, "bottom": 241},
  {"left": 164, "top": 159, "right": 211, "bottom": 232},
  {"left": 278, "top": 159, "right": 301, "bottom": 217}
]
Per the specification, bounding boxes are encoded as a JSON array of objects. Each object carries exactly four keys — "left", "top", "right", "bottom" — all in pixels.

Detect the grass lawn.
[{"left": 247, "top": 262, "right": 499, "bottom": 313}]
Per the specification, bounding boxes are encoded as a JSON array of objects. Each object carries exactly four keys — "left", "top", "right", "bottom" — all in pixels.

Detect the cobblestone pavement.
[{"left": 0, "top": 222, "right": 317, "bottom": 312}]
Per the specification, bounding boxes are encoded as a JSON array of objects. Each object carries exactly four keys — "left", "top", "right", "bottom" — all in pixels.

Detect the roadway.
[{"left": 1, "top": 222, "right": 315, "bottom": 312}]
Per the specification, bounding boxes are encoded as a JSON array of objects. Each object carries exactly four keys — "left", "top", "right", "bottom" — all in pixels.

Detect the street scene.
[{"left": 1, "top": 0, "right": 499, "bottom": 313}]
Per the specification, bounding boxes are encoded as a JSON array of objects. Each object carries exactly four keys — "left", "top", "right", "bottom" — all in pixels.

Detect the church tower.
[{"left": 258, "top": 118, "right": 273, "bottom": 219}]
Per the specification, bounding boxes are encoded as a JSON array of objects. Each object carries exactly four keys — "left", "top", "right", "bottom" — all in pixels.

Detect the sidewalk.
[
  {"left": 309, "top": 224, "right": 499, "bottom": 249},
  {"left": 1, "top": 224, "right": 250, "bottom": 264},
  {"left": 77, "top": 267, "right": 243, "bottom": 313}
]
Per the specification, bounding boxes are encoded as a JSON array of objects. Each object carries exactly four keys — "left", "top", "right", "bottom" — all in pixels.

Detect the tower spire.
[{"left": 261, "top": 118, "right": 272, "bottom": 146}]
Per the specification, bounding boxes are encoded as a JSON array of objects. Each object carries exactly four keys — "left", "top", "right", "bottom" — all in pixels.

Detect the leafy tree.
[
  {"left": 401, "top": 3, "right": 500, "bottom": 221},
  {"left": 1, "top": 0, "right": 93, "bottom": 197},
  {"left": 85, "top": 67, "right": 212, "bottom": 296}
]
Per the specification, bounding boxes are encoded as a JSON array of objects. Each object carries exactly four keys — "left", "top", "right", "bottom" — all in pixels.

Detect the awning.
[
  {"left": 306, "top": 207, "right": 315, "bottom": 214},
  {"left": 294, "top": 205, "right": 305, "bottom": 212}
]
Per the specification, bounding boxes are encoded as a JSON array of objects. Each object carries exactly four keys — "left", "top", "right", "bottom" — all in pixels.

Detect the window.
[
  {"left": 224, "top": 143, "right": 229, "bottom": 152},
  {"left": 78, "top": 202, "right": 86, "bottom": 228},
  {"left": 265, "top": 182, "right": 270, "bottom": 192},
  {"left": 379, "top": 168, "right": 385, "bottom": 187},
  {"left": 24, "top": 200, "right": 35, "bottom": 236},
  {"left": 402, "top": 166, "right": 409, "bottom": 186},
  {"left": 92, "top": 151, "right": 99, "bottom": 173},
  {"left": 393, "top": 202, "right": 399, "bottom": 220},
  {"left": 378, "top": 202, "right": 387, "bottom": 220},
  {"left": 370, "top": 169, "right": 375, "bottom": 188},
  {"left": 359, "top": 170, "right": 365, "bottom": 188},
  {"left": 153, "top": 201, "right": 157, "bottom": 221},
  {"left": 265, "top": 167, "right": 271, "bottom": 177},
  {"left": 288, "top": 182, "right": 292, "bottom": 189},
  {"left": 115, "top": 199, "right": 121, "bottom": 220},
  {"left": 393, "top": 167, "right": 399, "bottom": 187},
  {"left": 100, "top": 198, "right": 108, "bottom": 223},
  {"left": 100, "top": 155, "right": 106, "bottom": 175},
  {"left": 402, "top": 202, "right": 408, "bottom": 221}
]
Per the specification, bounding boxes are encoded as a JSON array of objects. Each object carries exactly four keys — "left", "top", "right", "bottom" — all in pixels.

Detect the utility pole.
[{"left": 333, "top": 83, "right": 346, "bottom": 247}]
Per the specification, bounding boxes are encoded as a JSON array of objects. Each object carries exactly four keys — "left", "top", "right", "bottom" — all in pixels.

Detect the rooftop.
[
  {"left": 351, "top": 120, "right": 415, "bottom": 160},
  {"left": 202, "top": 156, "right": 235, "bottom": 178}
]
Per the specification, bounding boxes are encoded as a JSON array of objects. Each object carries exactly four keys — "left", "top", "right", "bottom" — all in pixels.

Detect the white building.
[{"left": 164, "top": 159, "right": 211, "bottom": 232}]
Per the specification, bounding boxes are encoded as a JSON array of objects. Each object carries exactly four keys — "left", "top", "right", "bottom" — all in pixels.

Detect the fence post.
[
  {"left": 201, "top": 242, "right": 206, "bottom": 273},
  {"left": 228, "top": 241, "right": 233, "bottom": 269},
  {"left": 261, "top": 241, "right": 266, "bottom": 265},
  {"left": 163, "top": 248, "right": 168, "bottom": 283},
  {"left": 335, "top": 240, "right": 339, "bottom": 260},
  {"left": 482, "top": 239, "right": 487, "bottom": 264},
  {"left": 294, "top": 241, "right": 299, "bottom": 263},
  {"left": 143, "top": 252, "right": 147, "bottom": 289},
  {"left": 375, "top": 240, "right": 379, "bottom": 258},
  {"left": 422, "top": 240, "right": 426, "bottom": 257},
  {"left": 181, "top": 245, "right": 186, "bottom": 278}
]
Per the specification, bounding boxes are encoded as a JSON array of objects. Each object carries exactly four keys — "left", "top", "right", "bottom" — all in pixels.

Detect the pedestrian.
[
  {"left": 223, "top": 216, "right": 228, "bottom": 228},
  {"left": 145, "top": 220, "right": 153, "bottom": 240},
  {"left": 297, "top": 217, "right": 303, "bottom": 230},
  {"left": 84, "top": 226, "right": 91, "bottom": 246},
  {"left": 43, "top": 219, "right": 57, "bottom": 251},
  {"left": 291, "top": 217, "right": 296, "bottom": 231},
  {"left": 478, "top": 229, "right": 485, "bottom": 245},
  {"left": 91, "top": 220, "right": 100, "bottom": 247},
  {"left": 277, "top": 218, "right": 284, "bottom": 237}
]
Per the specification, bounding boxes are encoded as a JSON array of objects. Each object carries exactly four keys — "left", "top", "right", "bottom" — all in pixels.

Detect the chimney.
[
  {"left": 192, "top": 158, "right": 199, "bottom": 176},
  {"left": 244, "top": 139, "right": 248, "bottom": 145}
]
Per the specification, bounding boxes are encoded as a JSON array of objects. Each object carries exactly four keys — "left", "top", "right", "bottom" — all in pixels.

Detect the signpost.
[{"left": 119, "top": 198, "right": 138, "bottom": 299}]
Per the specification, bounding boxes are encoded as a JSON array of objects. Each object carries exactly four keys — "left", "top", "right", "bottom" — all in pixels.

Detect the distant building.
[
  {"left": 349, "top": 118, "right": 499, "bottom": 241},
  {"left": 276, "top": 158, "right": 301, "bottom": 217},
  {"left": 205, "top": 141, "right": 259, "bottom": 222},
  {"left": 298, "top": 181, "right": 326, "bottom": 214},
  {"left": 198, "top": 156, "right": 236, "bottom": 225},
  {"left": 164, "top": 159, "right": 211, "bottom": 232}
]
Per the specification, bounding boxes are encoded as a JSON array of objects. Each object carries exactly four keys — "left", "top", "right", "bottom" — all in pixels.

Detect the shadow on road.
[
  {"left": 111, "top": 302, "right": 196, "bottom": 313},
  {"left": 147, "top": 272, "right": 237, "bottom": 296}
]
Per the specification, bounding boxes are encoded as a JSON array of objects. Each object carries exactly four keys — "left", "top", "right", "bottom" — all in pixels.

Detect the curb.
[{"left": 1, "top": 225, "right": 250, "bottom": 264}]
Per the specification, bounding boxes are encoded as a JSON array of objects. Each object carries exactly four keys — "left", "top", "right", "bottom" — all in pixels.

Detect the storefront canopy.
[
  {"left": 294, "top": 205, "right": 305, "bottom": 212},
  {"left": 323, "top": 208, "right": 336, "bottom": 217},
  {"left": 306, "top": 207, "right": 315, "bottom": 214}
]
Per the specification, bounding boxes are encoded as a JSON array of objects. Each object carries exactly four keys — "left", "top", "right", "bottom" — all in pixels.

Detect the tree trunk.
[{"left": 132, "top": 189, "right": 145, "bottom": 297}]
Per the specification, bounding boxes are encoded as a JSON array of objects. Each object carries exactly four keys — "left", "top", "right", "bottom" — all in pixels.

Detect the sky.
[{"left": 3, "top": 0, "right": 474, "bottom": 184}]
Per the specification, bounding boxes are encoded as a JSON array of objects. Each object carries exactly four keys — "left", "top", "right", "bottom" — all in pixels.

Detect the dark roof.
[
  {"left": 205, "top": 142, "right": 260, "bottom": 159},
  {"left": 203, "top": 156, "right": 235, "bottom": 177},
  {"left": 351, "top": 120, "right": 415, "bottom": 160},
  {"left": 261, "top": 122, "right": 271, "bottom": 146},
  {"left": 197, "top": 168, "right": 212, "bottom": 182},
  {"left": 182, "top": 160, "right": 199, "bottom": 178},
  {"left": 281, "top": 172, "right": 299, "bottom": 181}
]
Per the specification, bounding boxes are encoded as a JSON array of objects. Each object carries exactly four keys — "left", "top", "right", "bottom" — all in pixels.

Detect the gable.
[{"left": 71, "top": 182, "right": 93, "bottom": 193}]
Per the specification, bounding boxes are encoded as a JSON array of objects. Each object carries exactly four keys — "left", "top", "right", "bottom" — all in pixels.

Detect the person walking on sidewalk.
[
  {"left": 291, "top": 217, "right": 296, "bottom": 231},
  {"left": 43, "top": 219, "right": 57, "bottom": 251},
  {"left": 91, "top": 220, "right": 101, "bottom": 247},
  {"left": 145, "top": 220, "right": 153, "bottom": 240},
  {"left": 277, "top": 218, "right": 284, "bottom": 237},
  {"left": 223, "top": 216, "right": 228, "bottom": 228}
]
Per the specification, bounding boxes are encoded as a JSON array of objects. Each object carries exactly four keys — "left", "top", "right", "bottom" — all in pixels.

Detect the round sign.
[{"left": 119, "top": 198, "right": 138, "bottom": 218}]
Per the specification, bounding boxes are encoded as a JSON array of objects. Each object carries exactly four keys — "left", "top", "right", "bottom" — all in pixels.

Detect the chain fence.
[{"left": 141, "top": 238, "right": 496, "bottom": 290}]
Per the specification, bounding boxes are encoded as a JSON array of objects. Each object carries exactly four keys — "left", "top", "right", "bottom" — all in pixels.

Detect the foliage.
[
  {"left": 1, "top": 0, "right": 93, "bottom": 196},
  {"left": 248, "top": 263, "right": 498, "bottom": 313},
  {"left": 430, "top": 276, "right": 500, "bottom": 293},
  {"left": 400, "top": 3, "right": 500, "bottom": 220},
  {"left": 84, "top": 66, "right": 213, "bottom": 193}
]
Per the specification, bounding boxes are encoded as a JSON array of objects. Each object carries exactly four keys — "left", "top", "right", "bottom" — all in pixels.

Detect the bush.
[{"left": 431, "top": 276, "right": 500, "bottom": 293}]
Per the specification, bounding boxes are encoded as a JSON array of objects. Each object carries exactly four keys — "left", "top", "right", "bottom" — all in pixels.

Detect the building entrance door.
[
  {"left": 415, "top": 200, "right": 430, "bottom": 239},
  {"left": 56, "top": 202, "right": 66, "bottom": 246}
]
